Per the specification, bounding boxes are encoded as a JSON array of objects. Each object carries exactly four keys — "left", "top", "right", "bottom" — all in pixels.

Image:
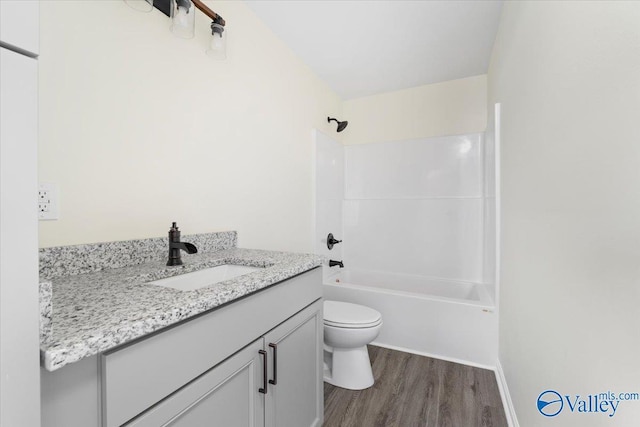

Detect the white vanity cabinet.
[
  {"left": 41, "top": 267, "right": 323, "bottom": 427},
  {"left": 126, "top": 300, "right": 323, "bottom": 427}
]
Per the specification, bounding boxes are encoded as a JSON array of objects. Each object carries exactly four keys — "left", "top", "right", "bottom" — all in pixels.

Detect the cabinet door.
[
  {"left": 264, "top": 300, "right": 323, "bottom": 427},
  {"left": 126, "top": 339, "right": 265, "bottom": 427}
]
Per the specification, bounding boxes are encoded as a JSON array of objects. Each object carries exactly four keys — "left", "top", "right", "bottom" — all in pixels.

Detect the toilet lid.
[{"left": 324, "top": 300, "right": 382, "bottom": 328}]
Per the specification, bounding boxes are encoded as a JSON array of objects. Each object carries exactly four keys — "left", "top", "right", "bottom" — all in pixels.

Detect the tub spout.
[{"left": 329, "top": 260, "right": 344, "bottom": 268}]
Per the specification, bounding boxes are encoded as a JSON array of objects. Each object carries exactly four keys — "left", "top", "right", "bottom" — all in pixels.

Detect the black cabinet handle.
[
  {"left": 268, "top": 343, "right": 278, "bottom": 385},
  {"left": 259, "top": 350, "right": 267, "bottom": 394}
]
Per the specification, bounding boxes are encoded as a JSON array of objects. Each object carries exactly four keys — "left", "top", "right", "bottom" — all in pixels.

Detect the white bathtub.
[{"left": 323, "top": 268, "right": 498, "bottom": 368}]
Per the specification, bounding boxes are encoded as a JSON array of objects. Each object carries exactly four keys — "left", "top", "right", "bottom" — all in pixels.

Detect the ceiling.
[{"left": 245, "top": 1, "right": 503, "bottom": 100}]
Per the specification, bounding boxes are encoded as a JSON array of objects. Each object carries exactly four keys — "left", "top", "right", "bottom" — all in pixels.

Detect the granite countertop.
[{"left": 40, "top": 243, "right": 324, "bottom": 372}]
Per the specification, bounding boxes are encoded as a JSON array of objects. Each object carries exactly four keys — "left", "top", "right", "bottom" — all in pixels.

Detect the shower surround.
[{"left": 314, "top": 130, "right": 498, "bottom": 367}]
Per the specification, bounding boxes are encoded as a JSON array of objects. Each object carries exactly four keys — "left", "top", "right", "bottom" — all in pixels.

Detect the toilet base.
[{"left": 323, "top": 345, "right": 374, "bottom": 390}]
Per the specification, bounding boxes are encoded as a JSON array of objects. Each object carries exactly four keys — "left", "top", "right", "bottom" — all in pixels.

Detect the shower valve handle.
[{"left": 327, "top": 233, "right": 342, "bottom": 250}]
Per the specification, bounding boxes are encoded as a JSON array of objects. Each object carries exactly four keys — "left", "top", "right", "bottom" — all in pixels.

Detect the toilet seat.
[
  {"left": 324, "top": 301, "right": 382, "bottom": 329},
  {"left": 324, "top": 318, "right": 382, "bottom": 329}
]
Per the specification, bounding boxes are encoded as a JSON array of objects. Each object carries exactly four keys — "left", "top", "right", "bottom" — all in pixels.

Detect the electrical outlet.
[{"left": 38, "top": 183, "right": 59, "bottom": 220}]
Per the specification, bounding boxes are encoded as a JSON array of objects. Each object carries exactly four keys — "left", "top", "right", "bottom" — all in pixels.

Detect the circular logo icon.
[{"left": 537, "top": 390, "right": 563, "bottom": 417}]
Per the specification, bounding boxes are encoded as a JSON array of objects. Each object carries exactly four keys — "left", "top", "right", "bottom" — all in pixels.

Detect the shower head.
[{"left": 327, "top": 117, "right": 348, "bottom": 132}]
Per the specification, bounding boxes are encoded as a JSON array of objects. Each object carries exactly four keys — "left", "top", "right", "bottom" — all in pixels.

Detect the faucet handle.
[
  {"left": 169, "top": 222, "right": 181, "bottom": 244},
  {"left": 327, "top": 233, "right": 343, "bottom": 250}
]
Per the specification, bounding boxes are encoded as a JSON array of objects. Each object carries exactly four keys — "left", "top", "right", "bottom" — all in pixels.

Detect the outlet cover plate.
[{"left": 38, "top": 183, "right": 59, "bottom": 220}]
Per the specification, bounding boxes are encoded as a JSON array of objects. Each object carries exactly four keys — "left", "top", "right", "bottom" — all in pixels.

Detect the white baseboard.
[
  {"left": 495, "top": 359, "right": 519, "bottom": 427},
  {"left": 370, "top": 341, "right": 496, "bottom": 371}
]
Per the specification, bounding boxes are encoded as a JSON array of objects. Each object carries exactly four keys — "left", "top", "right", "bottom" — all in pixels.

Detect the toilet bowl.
[{"left": 323, "top": 300, "right": 382, "bottom": 390}]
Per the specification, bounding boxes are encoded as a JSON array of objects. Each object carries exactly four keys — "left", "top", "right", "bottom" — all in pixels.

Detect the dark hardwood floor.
[{"left": 323, "top": 346, "right": 508, "bottom": 427}]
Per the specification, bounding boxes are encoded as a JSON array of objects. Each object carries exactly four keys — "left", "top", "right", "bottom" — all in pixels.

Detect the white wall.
[
  {"left": 489, "top": 2, "right": 640, "bottom": 426},
  {"left": 38, "top": 1, "right": 342, "bottom": 250},
  {"left": 342, "top": 75, "right": 487, "bottom": 145},
  {"left": 343, "top": 134, "right": 485, "bottom": 283}
]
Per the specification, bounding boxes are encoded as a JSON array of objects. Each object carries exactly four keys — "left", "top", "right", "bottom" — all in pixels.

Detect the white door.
[{"left": 0, "top": 46, "right": 40, "bottom": 426}]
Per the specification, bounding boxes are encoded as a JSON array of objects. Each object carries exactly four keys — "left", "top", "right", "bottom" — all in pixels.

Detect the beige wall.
[
  {"left": 489, "top": 2, "right": 640, "bottom": 426},
  {"left": 38, "top": 1, "right": 342, "bottom": 250},
  {"left": 342, "top": 75, "right": 487, "bottom": 145}
]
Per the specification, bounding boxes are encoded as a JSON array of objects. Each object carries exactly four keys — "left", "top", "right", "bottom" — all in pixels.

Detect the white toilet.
[{"left": 323, "top": 300, "right": 383, "bottom": 390}]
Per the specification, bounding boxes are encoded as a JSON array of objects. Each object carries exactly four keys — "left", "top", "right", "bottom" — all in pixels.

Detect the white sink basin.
[{"left": 149, "top": 265, "right": 263, "bottom": 291}]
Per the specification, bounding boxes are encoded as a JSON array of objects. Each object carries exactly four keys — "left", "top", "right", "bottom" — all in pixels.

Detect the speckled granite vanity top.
[{"left": 39, "top": 231, "right": 324, "bottom": 371}]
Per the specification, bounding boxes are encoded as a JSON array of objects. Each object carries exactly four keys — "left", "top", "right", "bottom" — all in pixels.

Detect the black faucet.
[
  {"left": 329, "top": 260, "right": 344, "bottom": 268},
  {"left": 167, "top": 222, "right": 198, "bottom": 266}
]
